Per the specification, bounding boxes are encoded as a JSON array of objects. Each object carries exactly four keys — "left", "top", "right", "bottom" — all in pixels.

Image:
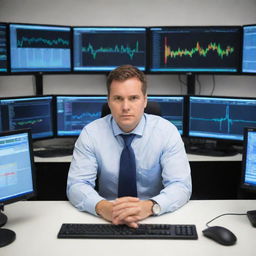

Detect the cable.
[
  {"left": 178, "top": 74, "right": 187, "bottom": 94},
  {"left": 206, "top": 213, "right": 246, "bottom": 228},
  {"left": 210, "top": 74, "right": 216, "bottom": 95},
  {"left": 196, "top": 74, "right": 201, "bottom": 95}
]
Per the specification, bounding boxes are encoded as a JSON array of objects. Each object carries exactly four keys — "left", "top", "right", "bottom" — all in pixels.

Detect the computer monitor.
[
  {"left": 0, "top": 96, "right": 54, "bottom": 139},
  {"left": 73, "top": 27, "right": 147, "bottom": 72},
  {"left": 9, "top": 23, "right": 71, "bottom": 73},
  {"left": 148, "top": 95, "right": 185, "bottom": 135},
  {"left": 241, "top": 127, "right": 256, "bottom": 192},
  {"left": 242, "top": 24, "right": 256, "bottom": 74},
  {"left": 56, "top": 95, "right": 107, "bottom": 136},
  {"left": 149, "top": 26, "right": 241, "bottom": 73},
  {"left": 187, "top": 96, "right": 256, "bottom": 155},
  {"left": 0, "top": 23, "right": 8, "bottom": 73},
  {"left": 0, "top": 129, "right": 36, "bottom": 247}
]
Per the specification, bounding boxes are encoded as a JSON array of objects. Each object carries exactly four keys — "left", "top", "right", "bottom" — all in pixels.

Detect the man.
[{"left": 67, "top": 65, "right": 191, "bottom": 228}]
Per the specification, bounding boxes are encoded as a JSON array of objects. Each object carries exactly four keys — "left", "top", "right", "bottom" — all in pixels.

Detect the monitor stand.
[
  {"left": 0, "top": 228, "right": 16, "bottom": 247},
  {"left": 0, "top": 210, "right": 16, "bottom": 247},
  {"left": 0, "top": 211, "right": 7, "bottom": 227},
  {"left": 185, "top": 138, "right": 239, "bottom": 157}
]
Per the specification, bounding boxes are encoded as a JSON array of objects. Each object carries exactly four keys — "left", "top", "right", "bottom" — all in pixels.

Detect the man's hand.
[
  {"left": 95, "top": 200, "right": 114, "bottom": 222},
  {"left": 112, "top": 197, "right": 153, "bottom": 228}
]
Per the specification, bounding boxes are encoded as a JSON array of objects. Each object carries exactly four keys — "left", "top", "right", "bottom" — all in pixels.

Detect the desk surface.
[
  {"left": 2, "top": 200, "right": 255, "bottom": 256},
  {"left": 34, "top": 153, "right": 243, "bottom": 163}
]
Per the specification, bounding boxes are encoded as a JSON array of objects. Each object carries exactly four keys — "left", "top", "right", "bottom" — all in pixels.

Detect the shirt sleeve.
[
  {"left": 66, "top": 128, "right": 105, "bottom": 216},
  {"left": 151, "top": 126, "right": 192, "bottom": 215}
]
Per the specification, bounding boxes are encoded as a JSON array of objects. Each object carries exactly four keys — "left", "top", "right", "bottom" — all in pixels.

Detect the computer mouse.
[{"left": 202, "top": 226, "right": 237, "bottom": 246}]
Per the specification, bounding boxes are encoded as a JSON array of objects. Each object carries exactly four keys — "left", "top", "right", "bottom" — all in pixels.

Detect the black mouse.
[{"left": 202, "top": 226, "right": 237, "bottom": 246}]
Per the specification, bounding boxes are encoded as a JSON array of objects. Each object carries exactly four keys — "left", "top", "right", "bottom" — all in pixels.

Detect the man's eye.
[
  {"left": 113, "top": 96, "right": 122, "bottom": 101},
  {"left": 130, "top": 96, "right": 139, "bottom": 101}
]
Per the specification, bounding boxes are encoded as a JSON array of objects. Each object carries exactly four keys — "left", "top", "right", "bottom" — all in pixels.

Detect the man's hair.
[{"left": 106, "top": 65, "right": 147, "bottom": 95}]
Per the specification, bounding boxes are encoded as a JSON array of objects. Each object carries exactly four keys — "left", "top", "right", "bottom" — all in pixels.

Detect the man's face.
[{"left": 108, "top": 77, "right": 147, "bottom": 133}]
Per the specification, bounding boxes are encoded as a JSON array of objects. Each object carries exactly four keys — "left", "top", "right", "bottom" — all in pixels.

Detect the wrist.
[
  {"left": 95, "top": 200, "right": 112, "bottom": 217},
  {"left": 149, "top": 199, "right": 161, "bottom": 216}
]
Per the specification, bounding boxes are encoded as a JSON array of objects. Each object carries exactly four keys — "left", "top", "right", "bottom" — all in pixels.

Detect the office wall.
[{"left": 0, "top": 0, "right": 256, "bottom": 97}]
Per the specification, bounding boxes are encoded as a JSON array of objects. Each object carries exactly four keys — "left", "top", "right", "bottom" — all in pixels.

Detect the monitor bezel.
[
  {"left": 148, "top": 26, "right": 242, "bottom": 74},
  {"left": 0, "top": 128, "right": 36, "bottom": 206},
  {"left": 9, "top": 22, "right": 73, "bottom": 75},
  {"left": 241, "top": 24, "right": 256, "bottom": 75},
  {"left": 187, "top": 95, "right": 256, "bottom": 143},
  {"left": 0, "top": 95, "right": 55, "bottom": 140},
  {"left": 241, "top": 127, "right": 256, "bottom": 192},
  {"left": 0, "top": 22, "right": 10, "bottom": 75},
  {"left": 55, "top": 94, "right": 108, "bottom": 138},
  {"left": 72, "top": 26, "right": 148, "bottom": 74}
]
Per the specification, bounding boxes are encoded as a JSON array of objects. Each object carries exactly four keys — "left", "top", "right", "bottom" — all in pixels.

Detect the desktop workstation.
[
  {"left": 1, "top": 21, "right": 256, "bottom": 255},
  {"left": 1, "top": 124, "right": 256, "bottom": 253}
]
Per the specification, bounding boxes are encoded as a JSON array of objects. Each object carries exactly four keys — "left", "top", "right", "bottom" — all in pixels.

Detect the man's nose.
[{"left": 122, "top": 99, "right": 130, "bottom": 111}]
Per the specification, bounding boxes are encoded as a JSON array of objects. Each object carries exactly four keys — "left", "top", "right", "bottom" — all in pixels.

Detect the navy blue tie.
[{"left": 118, "top": 134, "right": 137, "bottom": 198}]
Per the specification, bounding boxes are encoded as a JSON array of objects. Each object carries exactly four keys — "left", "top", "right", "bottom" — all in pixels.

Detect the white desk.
[
  {"left": 34, "top": 153, "right": 243, "bottom": 163},
  {"left": 2, "top": 200, "right": 255, "bottom": 256}
]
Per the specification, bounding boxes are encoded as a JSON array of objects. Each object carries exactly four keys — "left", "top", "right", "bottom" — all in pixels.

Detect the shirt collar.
[{"left": 111, "top": 114, "right": 146, "bottom": 137}]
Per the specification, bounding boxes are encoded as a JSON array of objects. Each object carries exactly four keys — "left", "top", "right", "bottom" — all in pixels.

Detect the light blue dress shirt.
[{"left": 67, "top": 113, "right": 192, "bottom": 216}]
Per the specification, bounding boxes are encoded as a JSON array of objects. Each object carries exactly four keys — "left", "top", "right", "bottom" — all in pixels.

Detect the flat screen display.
[
  {"left": 10, "top": 24, "right": 71, "bottom": 72},
  {"left": 73, "top": 27, "right": 147, "bottom": 72},
  {"left": 150, "top": 26, "right": 241, "bottom": 73},
  {"left": 242, "top": 25, "right": 256, "bottom": 73},
  {"left": 0, "top": 23, "right": 8, "bottom": 73},
  {"left": 188, "top": 96, "right": 256, "bottom": 141},
  {"left": 0, "top": 130, "right": 35, "bottom": 204},
  {"left": 148, "top": 95, "right": 184, "bottom": 135},
  {"left": 0, "top": 96, "right": 54, "bottom": 139},
  {"left": 241, "top": 127, "right": 256, "bottom": 191},
  {"left": 56, "top": 95, "right": 107, "bottom": 136}
]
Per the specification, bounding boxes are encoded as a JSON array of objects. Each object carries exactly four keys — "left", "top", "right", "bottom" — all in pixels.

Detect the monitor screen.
[
  {"left": 56, "top": 95, "right": 107, "bottom": 136},
  {"left": 188, "top": 96, "right": 256, "bottom": 141},
  {"left": 10, "top": 24, "right": 71, "bottom": 72},
  {"left": 242, "top": 25, "right": 256, "bottom": 74},
  {"left": 0, "top": 23, "right": 8, "bottom": 73},
  {"left": 149, "top": 26, "right": 241, "bottom": 73},
  {"left": 148, "top": 95, "right": 184, "bottom": 135},
  {"left": 0, "top": 96, "right": 54, "bottom": 139},
  {"left": 241, "top": 127, "right": 256, "bottom": 191},
  {"left": 73, "top": 27, "right": 147, "bottom": 72},
  {"left": 0, "top": 129, "right": 35, "bottom": 205}
]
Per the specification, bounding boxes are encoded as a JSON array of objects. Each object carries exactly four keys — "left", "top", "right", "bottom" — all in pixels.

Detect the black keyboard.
[
  {"left": 33, "top": 148, "right": 73, "bottom": 157},
  {"left": 57, "top": 223, "right": 198, "bottom": 239}
]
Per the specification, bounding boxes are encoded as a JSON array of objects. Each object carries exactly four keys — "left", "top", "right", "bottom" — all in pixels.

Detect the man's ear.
[{"left": 144, "top": 95, "right": 148, "bottom": 109}]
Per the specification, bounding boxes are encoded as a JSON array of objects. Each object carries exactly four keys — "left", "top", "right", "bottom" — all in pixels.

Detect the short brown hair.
[{"left": 106, "top": 65, "right": 147, "bottom": 95}]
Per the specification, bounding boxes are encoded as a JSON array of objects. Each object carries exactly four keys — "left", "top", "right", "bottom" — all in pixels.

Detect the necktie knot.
[{"left": 121, "top": 134, "right": 135, "bottom": 148}]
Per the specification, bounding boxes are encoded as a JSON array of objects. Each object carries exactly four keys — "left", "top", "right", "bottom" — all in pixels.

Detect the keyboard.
[
  {"left": 247, "top": 210, "right": 256, "bottom": 227},
  {"left": 33, "top": 148, "right": 73, "bottom": 157},
  {"left": 57, "top": 223, "right": 198, "bottom": 239}
]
